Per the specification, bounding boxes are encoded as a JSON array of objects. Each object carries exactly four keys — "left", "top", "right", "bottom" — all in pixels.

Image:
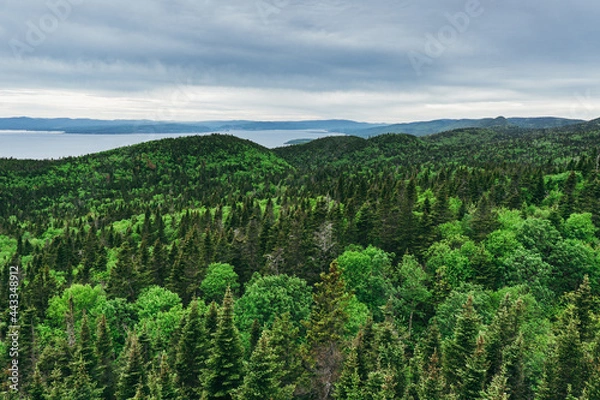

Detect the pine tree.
[
  {"left": 116, "top": 333, "right": 145, "bottom": 400},
  {"left": 270, "top": 312, "right": 302, "bottom": 388},
  {"left": 443, "top": 296, "right": 481, "bottom": 390},
  {"left": 303, "top": 261, "right": 351, "bottom": 399},
  {"left": 203, "top": 287, "right": 244, "bottom": 400},
  {"left": 418, "top": 350, "right": 445, "bottom": 400},
  {"left": 458, "top": 335, "right": 487, "bottom": 400},
  {"left": 175, "top": 299, "right": 208, "bottom": 399},
  {"left": 335, "top": 346, "right": 362, "bottom": 400},
  {"left": 235, "top": 330, "right": 294, "bottom": 400},
  {"left": 205, "top": 301, "right": 219, "bottom": 337},
  {"left": 95, "top": 314, "right": 116, "bottom": 400}
]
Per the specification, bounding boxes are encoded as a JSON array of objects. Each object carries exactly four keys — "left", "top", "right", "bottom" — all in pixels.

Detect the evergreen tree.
[
  {"left": 175, "top": 299, "right": 208, "bottom": 399},
  {"left": 418, "top": 350, "right": 445, "bottom": 400},
  {"left": 149, "top": 352, "right": 179, "bottom": 400},
  {"left": 443, "top": 296, "right": 481, "bottom": 390},
  {"left": 303, "top": 261, "right": 351, "bottom": 399},
  {"left": 480, "top": 369, "right": 510, "bottom": 400},
  {"left": 335, "top": 346, "right": 362, "bottom": 400},
  {"left": 235, "top": 330, "right": 294, "bottom": 400},
  {"left": 203, "top": 287, "right": 244, "bottom": 400},
  {"left": 116, "top": 333, "right": 145, "bottom": 400},
  {"left": 270, "top": 312, "right": 303, "bottom": 388},
  {"left": 458, "top": 335, "right": 487, "bottom": 400},
  {"left": 95, "top": 314, "right": 116, "bottom": 400},
  {"left": 75, "top": 311, "right": 97, "bottom": 378}
]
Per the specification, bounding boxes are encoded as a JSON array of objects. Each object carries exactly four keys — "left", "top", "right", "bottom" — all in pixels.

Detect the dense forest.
[{"left": 2, "top": 120, "right": 600, "bottom": 399}]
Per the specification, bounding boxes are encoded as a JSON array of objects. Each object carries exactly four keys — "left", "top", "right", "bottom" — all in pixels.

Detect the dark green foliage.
[
  {"left": 175, "top": 299, "right": 208, "bottom": 399},
  {"left": 443, "top": 296, "right": 481, "bottom": 390},
  {"left": 116, "top": 333, "right": 145, "bottom": 400},
  {"left": 203, "top": 287, "right": 245, "bottom": 400}
]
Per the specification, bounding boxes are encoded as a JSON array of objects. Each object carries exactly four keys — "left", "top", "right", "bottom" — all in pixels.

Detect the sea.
[{"left": 0, "top": 130, "right": 343, "bottom": 160}]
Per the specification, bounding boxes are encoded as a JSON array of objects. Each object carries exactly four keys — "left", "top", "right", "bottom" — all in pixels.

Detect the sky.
[{"left": 1, "top": 0, "right": 599, "bottom": 123}]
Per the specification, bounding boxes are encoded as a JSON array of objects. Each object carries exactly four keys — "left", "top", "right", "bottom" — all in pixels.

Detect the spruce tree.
[
  {"left": 116, "top": 333, "right": 145, "bottom": 400},
  {"left": 95, "top": 314, "right": 116, "bottom": 400},
  {"left": 203, "top": 287, "right": 244, "bottom": 400},
  {"left": 335, "top": 346, "right": 362, "bottom": 400},
  {"left": 303, "top": 261, "right": 351, "bottom": 399},
  {"left": 175, "top": 299, "right": 208, "bottom": 399},
  {"left": 458, "top": 335, "right": 487, "bottom": 400},
  {"left": 235, "top": 330, "right": 294, "bottom": 400},
  {"left": 443, "top": 296, "right": 481, "bottom": 390},
  {"left": 270, "top": 312, "right": 302, "bottom": 388}
]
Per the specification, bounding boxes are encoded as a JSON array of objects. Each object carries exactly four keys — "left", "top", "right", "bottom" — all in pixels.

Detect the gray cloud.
[{"left": 1, "top": 0, "right": 599, "bottom": 121}]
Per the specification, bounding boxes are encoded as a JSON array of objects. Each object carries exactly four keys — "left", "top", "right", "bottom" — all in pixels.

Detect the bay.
[{"left": 0, "top": 130, "right": 342, "bottom": 160}]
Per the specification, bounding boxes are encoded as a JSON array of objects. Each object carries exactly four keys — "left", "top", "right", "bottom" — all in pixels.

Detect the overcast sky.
[{"left": 1, "top": 0, "right": 599, "bottom": 123}]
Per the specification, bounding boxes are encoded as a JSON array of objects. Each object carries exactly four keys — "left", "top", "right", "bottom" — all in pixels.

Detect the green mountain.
[{"left": 350, "top": 116, "right": 584, "bottom": 137}]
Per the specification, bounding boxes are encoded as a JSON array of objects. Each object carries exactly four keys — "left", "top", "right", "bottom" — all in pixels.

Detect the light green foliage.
[
  {"left": 345, "top": 295, "right": 370, "bottom": 337},
  {"left": 564, "top": 213, "right": 597, "bottom": 242},
  {"left": 46, "top": 284, "right": 109, "bottom": 329},
  {"left": 135, "top": 286, "right": 185, "bottom": 352},
  {"left": 235, "top": 273, "right": 312, "bottom": 333},
  {"left": 426, "top": 235, "right": 477, "bottom": 287},
  {"left": 200, "top": 262, "right": 240, "bottom": 303},
  {"left": 336, "top": 245, "right": 394, "bottom": 318}
]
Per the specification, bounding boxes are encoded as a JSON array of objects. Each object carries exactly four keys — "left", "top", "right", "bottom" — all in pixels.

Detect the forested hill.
[{"left": 1, "top": 122, "right": 600, "bottom": 399}]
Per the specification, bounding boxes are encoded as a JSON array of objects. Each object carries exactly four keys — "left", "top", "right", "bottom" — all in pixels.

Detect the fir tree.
[
  {"left": 116, "top": 333, "right": 145, "bottom": 400},
  {"left": 203, "top": 287, "right": 244, "bottom": 400},
  {"left": 443, "top": 296, "right": 481, "bottom": 390},
  {"left": 303, "top": 261, "right": 351, "bottom": 399},
  {"left": 175, "top": 299, "right": 208, "bottom": 400},
  {"left": 95, "top": 314, "right": 116, "bottom": 400},
  {"left": 235, "top": 330, "right": 294, "bottom": 400}
]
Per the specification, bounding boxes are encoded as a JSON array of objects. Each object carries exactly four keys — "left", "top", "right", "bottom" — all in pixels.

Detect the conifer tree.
[
  {"left": 235, "top": 330, "right": 294, "bottom": 400},
  {"left": 203, "top": 287, "right": 244, "bottom": 400},
  {"left": 443, "top": 296, "right": 481, "bottom": 390},
  {"left": 480, "top": 369, "right": 510, "bottom": 400},
  {"left": 149, "top": 352, "right": 179, "bottom": 400},
  {"left": 270, "top": 312, "right": 302, "bottom": 388},
  {"left": 116, "top": 333, "right": 145, "bottom": 400},
  {"left": 95, "top": 314, "right": 116, "bottom": 400},
  {"left": 175, "top": 299, "right": 208, "bottom": 399},
  {"left": 303, "top": 261, "right": 351, "bottom": 399},
  {"left": 418, "top": 350, "right": 445, "bottom": 400},
  {"left": 458, "top": 335, "right": 487, "bottom": 400},
  {"left": 75, "top": 311, "right": 97, "bottom": 378},
  {"left": 335, "top": 346, "right": 362, "bottom": 400},
  {"left": 69, "top": 356, "right": 103, "bottom": 400}
]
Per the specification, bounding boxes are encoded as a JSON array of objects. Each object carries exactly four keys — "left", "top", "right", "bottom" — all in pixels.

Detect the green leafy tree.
[{"left": 200, "top": 262, "right": 240, "bottom": 303}]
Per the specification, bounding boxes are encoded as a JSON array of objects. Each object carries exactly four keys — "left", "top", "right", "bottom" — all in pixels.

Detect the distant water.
[{"left": 0, "top": 130, "right": 343, "bottom": 160}]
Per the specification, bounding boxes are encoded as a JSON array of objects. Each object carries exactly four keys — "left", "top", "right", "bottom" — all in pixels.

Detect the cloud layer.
[{"left": 1, "top": 0, "right": 599, "bottom": 121}]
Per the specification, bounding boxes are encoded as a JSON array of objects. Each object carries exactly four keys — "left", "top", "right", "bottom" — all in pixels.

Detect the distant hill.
[
  {"left": 350, "top": 116, "right": 585, "bottom": 137},
  {"left": 0, "top": 117, "right": 381, "bottom": 134}
]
